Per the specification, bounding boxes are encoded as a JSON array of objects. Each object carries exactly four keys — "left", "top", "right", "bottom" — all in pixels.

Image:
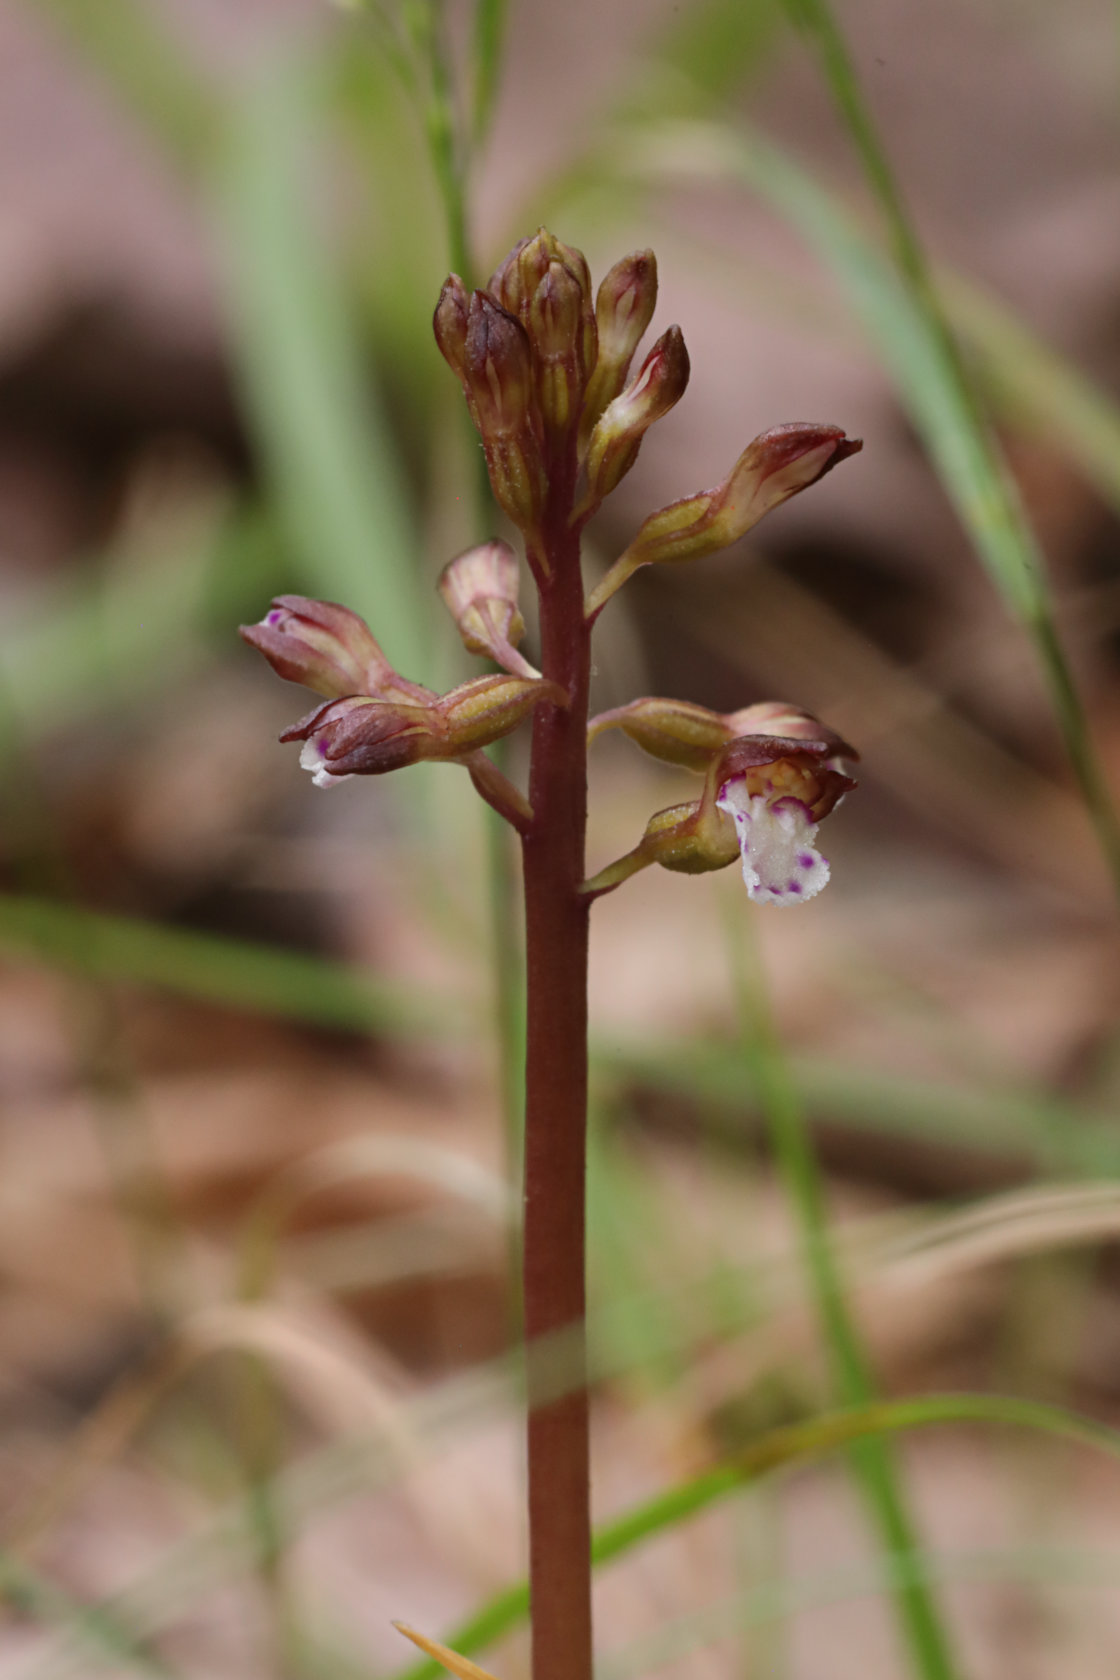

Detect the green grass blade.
[
  {"left": 598, "top": 1032, "right": 1120, "bottom": 1178},
  {"left": 391, "top": 1391, "right": 1120, "bottom": 1680},
  {"left": 471, "top": 0, "right": 509, "bottom": 143},
  {"left": 728, "top": 913, "right": 960, "bottom": 1680},
  {"left": 623, "top": 118, "right": 1120, "bottom": 895},
  {"left": 777, "top": 0, "right": 930, "bottom": 296},
  {"left": 34, "top": 0, "right": 218, "bottom": 173},
  {"left": 948, "top": 277, "right": 1120, "bottom": 515},
  {"left": 217, "top": 57, "right": 426, "bottom": 667},
  {"left": 773, "top": 0, "right": 1120, "bottom": 894},
  {"left": 644, "top": 0, "right": 782, "bottom": 112},
  {"left": 0, "top": 894, "right": 452, "bottom": 1037},
  {"left": 4, "top": 888, "right": 1114, "bottom": 1174},
  {"left": 0, "top": 1548, "right": 176, "bottom": 1677},
  {"left": 16, "top": 1382, "right": 1119, "bottom": 1680},
  {"left": 0, "top": 504, "right": 277, "bottom": 743}
]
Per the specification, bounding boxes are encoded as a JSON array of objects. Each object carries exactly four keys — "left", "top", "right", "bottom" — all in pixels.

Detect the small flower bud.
[
  {"left": 529, "top": 260, "right": 590, "bottom": 438},
  {"left": 490, "top": 229, "right": 592, "bottom": 328},
  {"left": 433, "top": 274, "right": 470, "bottom": 380},
  {"left": 489, "top": 231, "right": 550, "bottom": 321},
  {"left": 437, "top": 540, "right": 537, "bottom": 676},
  {"left": 583, "top": 325, "right": 689, "bottom": 504},
  {"left": 588, "top": 696, "right": 730, "bottom": 771},
  {"left": 580, "top": 250, "right": 658, "bottom": 442},
  {"left": 465, "top": 291, "right": 535, "bottom": 434},
  {"left": 458, "top": 293, "right": 546, "bottom": 531},
  {"left": 625, "top": 423, "right": 862, "bottom": 571},
  {"left": 240, "top": 596, "right": 425, "bottom": 701}
]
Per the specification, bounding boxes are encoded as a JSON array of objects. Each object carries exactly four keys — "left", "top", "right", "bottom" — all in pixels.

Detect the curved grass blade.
[
  {"left": 602, "top": 1542, "right": 1120, "bottom": 1680},
  {"left": 391, "top": 1392, "right": 1120, "bottom": 1680},
  {"left": 2, "top": 889, "right": 1114, "bottom": 1174},
  {"left": 0, "top": 894, "right": 453, "bottom": 1038},
  {"left": 0, "top": 1549, "right": 177, "bottom": 1678},
  {"left": 727, "top": 909, "right": 959, "bottom": 1680},
  {"left": 15, "top": 1388, "right": 1119, "bottom": 1680}
]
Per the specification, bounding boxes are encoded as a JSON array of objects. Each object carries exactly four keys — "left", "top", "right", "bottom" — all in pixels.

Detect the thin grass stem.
[
  {"left": 776, "top": 0, "right": 1120, "bottom": 899},
  {"left": 726, "top": 902, "right": 961, "bottom": 1680}
]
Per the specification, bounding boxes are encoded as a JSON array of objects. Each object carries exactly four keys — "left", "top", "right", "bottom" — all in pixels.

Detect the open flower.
[
  {"left": 584, "top": 697, "right": 856, "bottom": 903},
  {"left": 281, "top": 675, "right": 565, "bottom": 790},
  {"left": 713, "top": 721, "right": 856, "bottom": 906}
]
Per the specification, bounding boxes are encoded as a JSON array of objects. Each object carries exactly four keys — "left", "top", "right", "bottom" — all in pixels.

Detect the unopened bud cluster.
[{"left": 435, "top": 230, "right": 694, "bottom": 556}]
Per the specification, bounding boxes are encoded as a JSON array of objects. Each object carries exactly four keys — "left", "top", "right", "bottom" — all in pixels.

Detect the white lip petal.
[
  {"left": 299, "top": 736, "right": 351, "bottom": 789},
  {"left": 716, "top": 781, "right": 829, "bottom": 906}
]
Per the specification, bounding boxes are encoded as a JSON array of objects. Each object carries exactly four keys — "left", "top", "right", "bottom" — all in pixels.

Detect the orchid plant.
[{"left": 241, "top": 228, "right": 860, "bottom": 1680}]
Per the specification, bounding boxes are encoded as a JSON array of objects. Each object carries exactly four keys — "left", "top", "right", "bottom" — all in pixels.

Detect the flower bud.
[
  {"left": 529, "top": 260, "right": 589, "bottom": 438},
  {"left": 433, "top": 274, "right": 470, "bottom": 381},
  {"left": 581, "top": 793, "right": 739, "bottom": 897},
  {"left": 580, "top": 250, "right": 657, "bottom": 443},
  {"left": 625, "top": 423, "right": 862, "bottom": 571},
  {"left": 281, "top": 673, "right": 564, "bottom": 788},
  {"left": 585, "top": 423, "right": 862, "bottom": 619},
  {"left": 583, "top": 325, "right": 689, "bottom": 504},
  {"left": 465, "top": 291, "right": 535, "bottom": 434},
  {"left": 437, "top": 540, "right": 536, "bottom": 676},
  {"left": 587, "top": 696, "right": 730, "bottom": 771},
  {"left": 490, "top": 229, "right": 592, "bottom": 328},
  {"left": 462, "top": 292, "right": 547, "bottom": 532},
  {"left": 239, "top": 596, "right": 428, "bottom": 702}
]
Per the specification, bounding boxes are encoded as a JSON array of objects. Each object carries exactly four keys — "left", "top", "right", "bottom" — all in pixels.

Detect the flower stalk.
[{"left": 240, "top": 226, "right": 861, "bottom": 1680}]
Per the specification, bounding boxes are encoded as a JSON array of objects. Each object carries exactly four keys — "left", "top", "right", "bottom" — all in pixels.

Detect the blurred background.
[{"left": 2, "top": 0, "right": 1120, "bottom": 1676}]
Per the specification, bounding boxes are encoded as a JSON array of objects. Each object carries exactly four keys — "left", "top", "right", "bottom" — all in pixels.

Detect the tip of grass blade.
[{"left": 392, "top": 1625, "right": 502, "bottom": 1680}]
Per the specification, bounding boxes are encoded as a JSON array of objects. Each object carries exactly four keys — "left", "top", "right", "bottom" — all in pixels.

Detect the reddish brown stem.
[{"left": 520, "top": 491, "right": 593, "bottom": 1680}]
